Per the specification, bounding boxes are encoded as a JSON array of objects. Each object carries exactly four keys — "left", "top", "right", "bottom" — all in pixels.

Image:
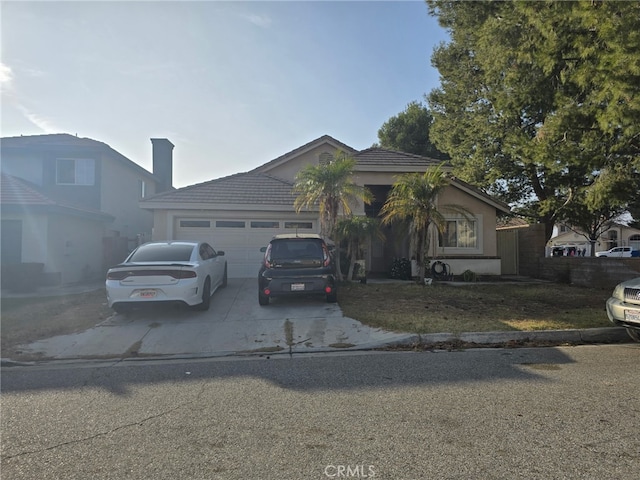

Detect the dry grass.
[
  {"left": 1, "top": 289, "right": 112, "bottom": 359},
  {"left": 338, "top": 281, "right": 612, "bottom": 334}
]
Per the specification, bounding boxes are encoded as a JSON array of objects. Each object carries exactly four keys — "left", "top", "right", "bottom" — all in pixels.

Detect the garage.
[{"left": 174, "top": 215, "right": 316, "bottom": 278}]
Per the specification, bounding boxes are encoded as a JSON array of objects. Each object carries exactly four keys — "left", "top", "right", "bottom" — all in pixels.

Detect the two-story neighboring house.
[
  {"left": 547, "top": 222, "right": 640, "bottom": 256},
  {"left": 1, "top": 134, "right": 174, "bottom": 286}
]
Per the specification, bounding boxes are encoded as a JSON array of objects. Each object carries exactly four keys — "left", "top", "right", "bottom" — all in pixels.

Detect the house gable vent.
[{"left": 319, "top": 152, "right": 333, "bottom": 166}]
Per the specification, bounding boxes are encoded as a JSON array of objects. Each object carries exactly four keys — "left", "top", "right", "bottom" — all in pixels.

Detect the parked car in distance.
[
  {"left": 595, "top": 246, "right": 638, "bottom": 257},
  {"left": 106, "top": 241, "right": 227, "bottom": 312},
  {"left": 258, "top": 233, "right": 337, "bottom": 306},
  {"left": 606, "top": 276, "right": 640, "bottom": 342}
]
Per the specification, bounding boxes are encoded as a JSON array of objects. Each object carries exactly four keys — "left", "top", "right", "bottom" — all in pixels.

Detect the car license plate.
[
  {"left": 291, "top": 283, "right": 305, "bottom": 292},
  {"left": 134, "top": 289, "right": 157, "bottom": 299},
  {"left": 624, "top": 309, "right": 640, "bottom": 324}
]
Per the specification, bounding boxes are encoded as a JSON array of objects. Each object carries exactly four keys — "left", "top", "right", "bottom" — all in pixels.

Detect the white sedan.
[{"left": 106, "top": 241, "right": 227, "bottom": 312}]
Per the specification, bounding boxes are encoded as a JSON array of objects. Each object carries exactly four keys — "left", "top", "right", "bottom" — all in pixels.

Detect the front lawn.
[{"left": 338, "top": 281, "right": 612, "bottom": 334}]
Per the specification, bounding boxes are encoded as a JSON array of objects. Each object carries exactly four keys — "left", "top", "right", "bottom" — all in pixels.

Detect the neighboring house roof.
[
  {"left": 496, "top": 216, "right": 530, "bottom": 229},
  {"left": 0, "top": 173, "right": 114, "bottom": 222},
  {"left": 252, "top": 135, "right": 357, "bottom": 174},
  {"left": 140, "top": 172, "right": 300, "bottom": 211},
  {"left": 1, "top": 133, "right": 159, "bottom": 183}
]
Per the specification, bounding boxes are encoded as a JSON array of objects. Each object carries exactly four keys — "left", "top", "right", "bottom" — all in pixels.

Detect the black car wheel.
[
  {"left": 196, "top": 278, "right": 211, "bottom": 311},
  {"left": 258, "top": 290, "right": 270, "bottom": 306},
  {"left": 221, "top": 266, "right": 228, "bottom": 288},
  {"left": 326, "top": 291, "right": 338, "bottom": 303},
  {"left": 626, "top": 328, "right": 640, "bottom": 342}
]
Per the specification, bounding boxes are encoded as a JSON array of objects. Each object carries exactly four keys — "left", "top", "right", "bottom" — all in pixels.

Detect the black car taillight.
[
  {"left": 107, "top": 271, "right": 128, "bottom": 280},
  {"left": 174, "top": 270, "right": 197, "bottom": 279},
  {"left": 107, "top": 269, "right": 197, "bottom": 280}
]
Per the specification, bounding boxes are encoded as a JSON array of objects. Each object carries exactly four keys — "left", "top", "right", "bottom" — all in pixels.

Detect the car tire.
[
  {"left": 626, "top": 328, "right": 640, "bottom": 343},
  {"left": 196, "top": 278, "right": 211, "bottom": 311},
  {"left": 258, "top": 291, "right": 270, "bottom": 306},
  {"left": 326, "top": 291, "right": 338, "bottom": 303},
  {"left": 221, "top": 265, "right": 228, "bottom": 288}
]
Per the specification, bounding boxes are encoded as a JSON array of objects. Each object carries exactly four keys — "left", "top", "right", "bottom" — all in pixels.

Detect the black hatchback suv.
[{"left": 258, "top": 234, "right": 337, "bottom": 305}]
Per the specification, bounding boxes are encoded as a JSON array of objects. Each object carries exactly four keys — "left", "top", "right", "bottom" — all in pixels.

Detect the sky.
[{"left": 1, "top": 0, "right": 450, "bottom": 188}]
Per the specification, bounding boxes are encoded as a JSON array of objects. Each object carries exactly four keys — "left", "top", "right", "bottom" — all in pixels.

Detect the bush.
[{"left": 390, "top": 258, "right": 411, "bottom": 280}]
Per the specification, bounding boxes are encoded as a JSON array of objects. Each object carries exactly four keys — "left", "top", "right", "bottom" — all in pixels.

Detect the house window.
[
  {"left": 440, "top": 219, "right": 477, "bottom": 248},
  {"left": 56, "top": 158, "right": 95, "bottom": 185},
  {"left": 139, "top": 180, "right": 147, "bottom": 198},
  {"left": 216, "top": 220, "right": 245, "bottom": 228},
  {"left": 251, "top": 221, "right": 279, "bottom": 228},
  {"left": 285, "top": 222, "right": 313, "bottom": 229},
  {"left": 179, "top": 220, "right": 211, "bottom": 228}
]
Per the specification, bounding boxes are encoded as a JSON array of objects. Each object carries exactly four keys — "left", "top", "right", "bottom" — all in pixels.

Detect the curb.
[
  {"left": 1, "top": 328, "right": 633, "bottom": 367},
  {"left": 377, "top": 327, "right": 631, "bottom": 349}
]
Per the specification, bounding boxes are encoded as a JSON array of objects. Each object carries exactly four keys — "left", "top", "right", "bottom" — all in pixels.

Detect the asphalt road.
[{"left": 2, "top": 345, "right": 639, "bottom": 479}]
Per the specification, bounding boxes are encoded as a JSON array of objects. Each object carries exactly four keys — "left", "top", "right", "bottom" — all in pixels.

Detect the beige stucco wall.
[
  {"left": 3, "top": 211, "right": 105, "bottom": 284},
  {"left": 437, "top": 187, "right": 499, "bottom": 257},
  {"left": 47, "top": 214, "right": 105, "bottom": 283},
  {"left": 261, "top": 144, "right": 343, "bottom": 182},
  {"left": 100, "top": 151, "right": 156, "bottom": 242}
]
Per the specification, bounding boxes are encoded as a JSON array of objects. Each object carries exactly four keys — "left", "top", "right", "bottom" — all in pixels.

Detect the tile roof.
[
  {"left": 1, "top": 173, "right": 57, "bottom": 206},
  {"left": 252, "top": 135, "right": 357, "bottom": 174},
  {"left": 1, "top": 133, "right": 107, "bottom": 148},
  {"left": 353, "top": 147, "right": 445, "bottom": 169},
  {"left": 0, "top": 173, "right": 114, "bottom": 220},
  {"left": 141, "top": 172, "right": 297, "bottom": 206}
]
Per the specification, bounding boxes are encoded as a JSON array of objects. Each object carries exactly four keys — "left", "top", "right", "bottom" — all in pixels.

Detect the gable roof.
[
  {"left": 140, "top": 172, "right": 299, "bottom": 210},
  {"left": 1, "top": 133, "right": 159, "bottom": 183},
  {"left": 1, "top": 133, "right": 106, "bottom": 148},
  {"left": 139, "top": 135, "right": 510, "bottom": 215},
  {"left": 0, "top": 173, "right": 114, "bottom": 221},
  {"left": 448, "top": 176, "right": 511, "bottom": 214},
  {"left": 252, "top": 135, "right": 357, "bottom": 174},
  {"left": 353, "top": 147, "right": 445, "bottom": 172}
]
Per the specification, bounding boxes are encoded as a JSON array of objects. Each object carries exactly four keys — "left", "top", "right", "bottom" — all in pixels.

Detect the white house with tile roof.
[{"left": 141, "top": 135, "right": 511, "bottom": 279}]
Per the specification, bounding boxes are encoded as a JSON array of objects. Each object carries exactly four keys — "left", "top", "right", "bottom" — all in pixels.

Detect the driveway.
[{"left": 17, "top": 279, "right": 409, "bottom": 360}]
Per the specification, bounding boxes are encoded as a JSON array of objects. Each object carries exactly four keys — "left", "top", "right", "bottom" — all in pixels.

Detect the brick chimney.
[{"left": 151, "top": 138, "right": 174, "bottom": 192}]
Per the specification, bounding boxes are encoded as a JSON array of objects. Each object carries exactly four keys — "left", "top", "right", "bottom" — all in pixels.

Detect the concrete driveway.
[{"left": 18, "top": 279, "right": 409, "bottom": 360}]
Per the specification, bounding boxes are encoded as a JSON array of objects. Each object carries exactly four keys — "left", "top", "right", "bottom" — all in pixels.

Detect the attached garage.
[{"left": 173, "top": 215, "right": 316, "bottom": 278}]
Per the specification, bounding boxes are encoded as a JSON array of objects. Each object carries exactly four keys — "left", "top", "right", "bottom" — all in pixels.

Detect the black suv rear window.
[{"left": 270, "top": 239, "right": 324, "bottom": 260}]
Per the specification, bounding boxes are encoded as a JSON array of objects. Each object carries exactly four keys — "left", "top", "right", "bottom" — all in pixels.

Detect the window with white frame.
[
  {"left": 56, "top": 158, "right": 95, "bottom": 185},
  {"left": 439, "top": 218, "right": 477, "bottom": 248}
]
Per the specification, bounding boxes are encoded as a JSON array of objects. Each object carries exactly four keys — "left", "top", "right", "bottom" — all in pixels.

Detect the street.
[{"left": 2, "top": 344, "right": 639, "bottom": 479}]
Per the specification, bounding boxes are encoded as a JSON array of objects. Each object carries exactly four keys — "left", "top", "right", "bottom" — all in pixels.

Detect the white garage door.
[{"left": 174, "top": 217, "right": 316, "bottom": 278}]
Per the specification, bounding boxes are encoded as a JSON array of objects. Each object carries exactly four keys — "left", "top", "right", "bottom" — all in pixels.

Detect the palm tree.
[
  {"left": 334, "top": 216, "right": 384, "bottom": 281},
  {"left": 293, "top": 151, "right": 373, "bottom": 280},
  {"left": 380, "top": 163, "right": 472, "bottom": 283}
]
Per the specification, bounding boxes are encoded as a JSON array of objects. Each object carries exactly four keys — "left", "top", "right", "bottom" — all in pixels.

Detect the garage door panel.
[{"left": 174, "top": 217, "right": 316, "bottom": 278}]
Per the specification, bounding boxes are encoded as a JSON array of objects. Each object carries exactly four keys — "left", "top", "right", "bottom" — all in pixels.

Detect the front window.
[
  {"left": 440, "top": 219, "right": 477, "bottom": 248},
  {"left": 56, "top": 158, "right": 95, "bottom": 185}
]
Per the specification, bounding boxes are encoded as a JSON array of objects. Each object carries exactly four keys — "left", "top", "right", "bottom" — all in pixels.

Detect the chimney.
[{"left": 151, "top": 138, "right": 174, "bottom": 192}]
